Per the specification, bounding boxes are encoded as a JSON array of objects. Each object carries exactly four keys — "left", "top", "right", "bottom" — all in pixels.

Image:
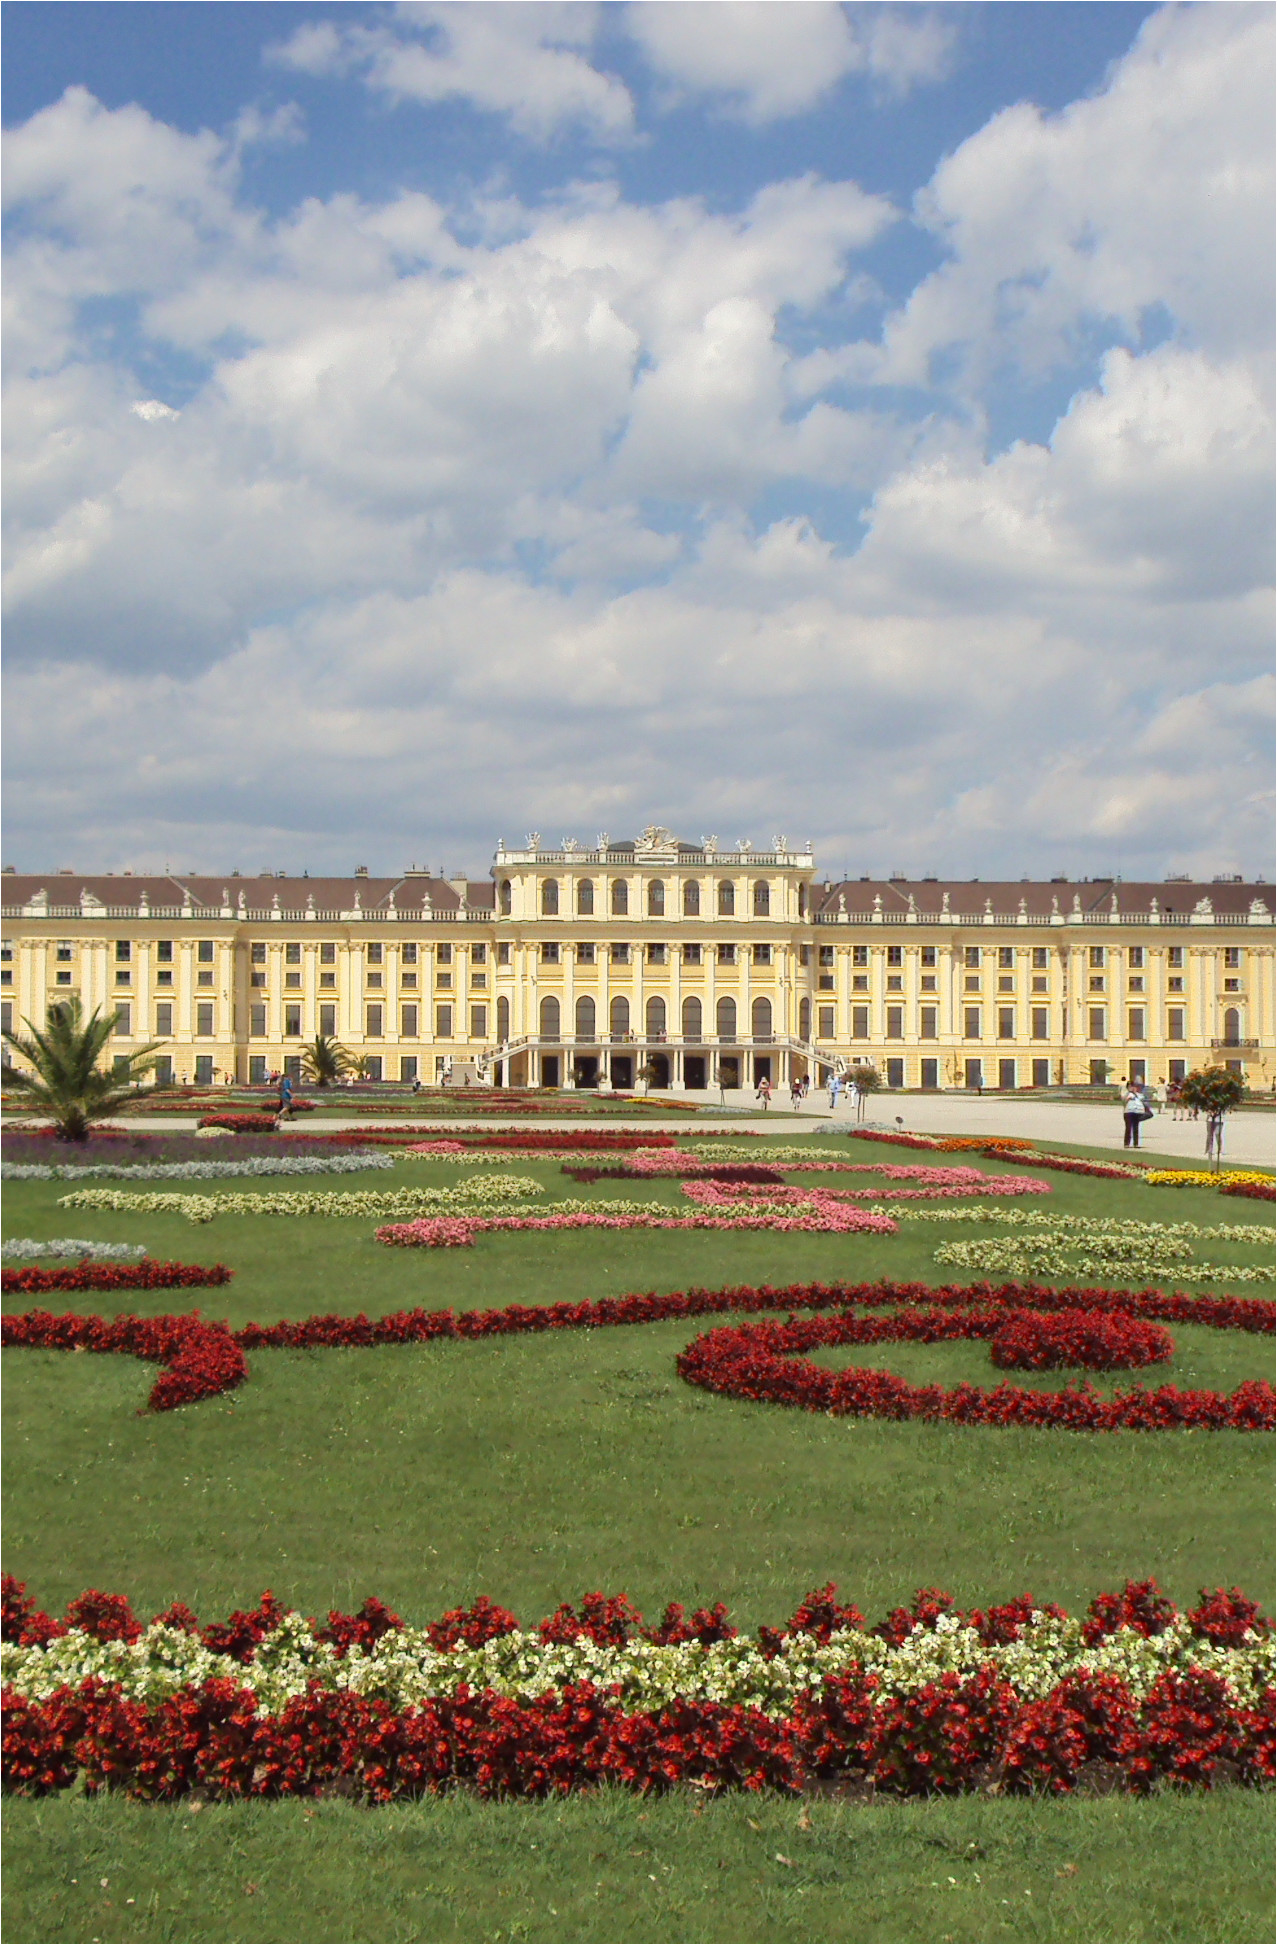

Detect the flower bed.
[
  {"left": 1222, "top": 1181, "right": 1277, "bottom": 1202},
  {"left": 1, "top": 1238, "right": 150, "bottom": 1263},
  {"left": 197, "top": 1114, "right": 280, "bottom": 1133},
  {"left": 6, "top": 1280, "right": 1270, "bottom": 1420},
  {"left": 1, "top": 1309, "right": 245, "bottom": 1410},
  {"left": 1147, "top": 1171, "right": 1275, "bottom": 1191},
  {"left": 4, "top": 1152, "right": 397, "bottom": 1182},
  {"left": 376, "top": 1197, "right": 902, "bottom": 1245},
  {"left": 932, "top": 1229, "right": 1273, "bottom": 1285},
  {"left": 989, "top": 1310, "right": 1174, "bottom": 1371},
  {"left": 57, "top": 1176, "right": 545, "bottom": 1224},
  {"left": 2, "top": 1260, "right": 232, "bottom": 1294},
  {"left": 3, "top": 1576, "right": 1270, "bottom": 1800}
]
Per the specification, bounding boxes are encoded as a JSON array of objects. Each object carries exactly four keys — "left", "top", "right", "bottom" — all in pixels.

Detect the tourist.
[
  {"left": 277, "top": 1071, "right": 294, "bottom": 1121},
  {"left": 789, "top": 1075, "right": 802, "bottom": 1110},
  {"left": 1120, "top": 1080, "right": 1148, "bottom": 1148},
  {"left": 756, "top": 1075, "right": 772, "bottom": 1110},
  {"left": 828, "top": 1073, "right": 841, "bottom": 1110},
  {"left": 1167, "top": 1078, "right": 1183, "bottom": 1120}
]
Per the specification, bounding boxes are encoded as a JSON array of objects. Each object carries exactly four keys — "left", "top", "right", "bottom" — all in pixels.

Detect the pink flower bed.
[{"left": 377, "top": 1202, "right": 900, "bottom": 1247}]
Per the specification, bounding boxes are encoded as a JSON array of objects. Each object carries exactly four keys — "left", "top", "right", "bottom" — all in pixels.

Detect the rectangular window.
[
  {"left": 401, "top": 943, "right": 417, "bottom": 966},
  {"left": 887, "top": 946, "right": 903, "bottom": 967},
  {"left": 470, "top": 944, "right": 486, "bottom": 965},
  {"left": 250, "top": 1004, "right": 267, "bottom": 1037},
  {"left": 158, "top": 940, "right": 174, "bottom": 963},
  {"left": 115, "top": 968, "right": 132, "bottom": 986},
  {"left": 155, "top": 1003, "right": 173, "bottom": 1036},
  {"left": 998, "top": 1007, "right": 1015, "bottom": 1039},
  {"left": 1089, "top": 946, "right": 1106, "bottom": 968},
  {"left": 367, "top": 943, "right": 383, "bottom": 966},
  {"left": 921, "top": 946, "right": 937, "bottom": 967},
  {"left": 647, "top": 943, "right": 667, "bottom": 964},
  {"left": 115, "top": 939, "right": 131, "bottom": 962},
  {"left": 717, "top": 943, "right": 736, "bottom": 965},
  {"left": 249, "top": 1054, "right": 267, "bottom": 1083},
  {"left": 365, "top": 1004, "right": 382, "bottom": 1038},
  {"left": 1, "top": 1002, "right": 12, "bottom": 1036},
  {"left": 999, "top": 1059, "right": 1017, "bottom": 1090},
  {"left": 319, "top": 1004, "right": 336, "bottom": 1037},
  {"left": 886, "top": 1057, "right": 904, "bottom": 1088},
  {"left": 1128, "top": 945, "right": 1145, "bottom": 968},
  {"left": 437, "top": 944, "right": 452, "bottom": 965},
  {"left": 819, "top": 974, "right": 835, "bottom": 990},
  {"left": 964, "top": 1006, "right": 981, "bottom": 1039},
  {"left": 1088, "top": 1007, "right": 1106, "bottom": 1040},
  {"left": 752, "top": 943, "right": 771, "bottom": 965},
  {"left": 251, "top": 971, "right": 267, "bottom": 988},
  {"left": 400, "top": 1056, "right": 418, "bottom": 1083},
  {"left": 886, "top": 975, "right": 903, "bottom": 992},
  {"left": 998, "top": 946, "right": 1014, "bottom": 968},
  {"left": 435, "top": 1004, "right": 452, "bottom": 1038},
  {"left": 196, "top": 969, "right": 213, "bottom": 987},
  {"left": 920, "top": 1057, "right": 939, "bottom": 1089},
  {"left": 364, "top": 1057, "right": 382, "bottom": 1082},
  {"left": 1032, "top": 1058, "right": 1050, "bottom": 1086},
  {"left": 852, "top": 945, "right": 869, "bottom": 967},
  {"left": 469, "top": 973, "right": 486, "bottom": 989},
  {"left": 965, "top": 946, "right": 981, "bottom": 968},
  {"left": 435, "top": 972, "right": 452, "bottom": 990},
  {"left": 818, "top": 1005, "right": 836, "bottom": 1038},
  {"left": 284, "top": 1004, "right": 302, "bottom": 1036},
  {"left": 251, "top": 942, "right": 267, "bottom": 965},
  {"left": 196, "top": 1003, "right": 214, "bottom": 1036},
  {"left": 498, "top": 943, "right": 511, "bottom": 965},
  {"left": 1128, "top": 975, "right": 1144, "bottom": 992},
  {"left": 1168, "top": 1058, "right": 1187, "bottom": 1082},
  {"left": 1168, "top": 946, "right": 1184, "bottom": 968},
  {"left": 611, "top": 943, "right": 630, "bottom": 964},
  {"left": 56, "top": 942, "right": 73, "bottom": 961},
  {"left": 852, "top": 1006, "right": 870, "bottom": 1039},
  {"left": 819, "top": 945, "right": 835, "bottom": 966},
  {"left": 1032, "top": 947, "right": 1048, "bottom": 969},
  {"left": 920, "top": 975, "right": 936, "bottom": 992},
  {"left": 285, "top": 971, "right": 302, "bottom": 989},
  {"left": 197, "top": 940, "right": 214, "bottom": 963},
  {"left": 886, "top": 1005, "right": 903, "bottom": 1039},
  {"left": 920, "top": 1006, "right": 937, "bottom": 1039},
  {"left": 470, "top": 1005, "right": 487, "bottom": 1039},
  {"left": 1128, "top": 1008, "right": 1146, "bottom": 1040},
  {"left": 1031, "top": 1007, "right": 1048, "bottom": 1040},
  {"left": 285, "top": 942, "right": 301, "bottom": 965},
  {"left": 682, "top": 943, "right": 702, "bottom": 965},
  {"left": 541, "top": 942, "right": 560, "bottom": 964},
  {"left": 997, "top": 976, "right": 1013, "bottom": 993},
  {"left": 799, "top": 945, "right": 811, "bottom": 966},
  {"left": 401, "top": 1004, "right": 418, "bottom": 1037},
  {"left": 113, "top": 1002, "right": 132, "bottom": 1036},
  {"left": 318, "top": 941, "right": 336, "bottom": 965},
  {"left": 194, "top": 1055, "right": 214, "bottom": 1086},
  {"left": 1167, "top": 1008, "right": 1185, "bottom": 1041}
]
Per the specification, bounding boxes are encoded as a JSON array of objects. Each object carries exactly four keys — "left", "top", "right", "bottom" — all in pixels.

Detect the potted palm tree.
[{"left": 2, "top": 998, "right": 164, "bottom": 1142}]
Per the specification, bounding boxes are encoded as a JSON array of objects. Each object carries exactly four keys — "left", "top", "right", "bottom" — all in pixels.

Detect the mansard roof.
[
  {"left": 0, "top": 873, "right": 495, "bottom": 916},
  {"left": 813, "top": 877, "right": 1274, "bottom": 921}
]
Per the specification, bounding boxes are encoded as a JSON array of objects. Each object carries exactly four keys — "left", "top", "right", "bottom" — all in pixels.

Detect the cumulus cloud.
[
  {"left": 2, "top": 6, "right": 1272, "bottom": 878},
  {"left": 270, "top": 3, "right": 634, "bottom": 142}
]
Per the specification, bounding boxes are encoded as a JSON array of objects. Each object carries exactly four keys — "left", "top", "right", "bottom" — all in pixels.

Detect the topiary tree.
[
  {"left": 1179, "top": 1066, "right": 1247, "bottom": 1168},
  {"left": 1, "top": 998, "right": 163, "bottom": 1142},
  {"left": 847, "top": 1063, "right": 881, "bottom": 1121},
  {"left": 300, "top": 1034, "right": 351, "bottom": 1088}
]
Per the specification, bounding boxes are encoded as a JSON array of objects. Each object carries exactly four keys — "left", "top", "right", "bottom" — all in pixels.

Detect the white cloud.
[
  {"left": 270, "top": 3, "right": 634, "bottom": 142},
  {"left": 624, "top": 3, "right": 954, "bottom": 121},
  {"left": 130, "top": 399, "right": 180, "bottom": 422}
]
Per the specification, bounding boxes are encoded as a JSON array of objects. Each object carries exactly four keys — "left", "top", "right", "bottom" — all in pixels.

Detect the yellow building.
[{"left": 2, "top": 829, "right": 1273, "bottom": 1094}]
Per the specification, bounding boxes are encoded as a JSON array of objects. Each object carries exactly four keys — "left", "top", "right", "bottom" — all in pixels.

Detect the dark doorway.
[
  {"left": 647, "top": 1053, "right": 671, "bottom": 1089},
  {"left": 718, "top": 1055, "right": 740, "bottom": 1089},
  {"left": 752, "top": 1055, "right": 772, "bottom": 1087},
  {"left": 683, "top": 1055, "right": 707, "bottom": 1089},
  {"left": 920, "top": 1058, "right": 939, "bottom": 1090},
  {"left": 540, "top": 1055, "right": 560, "bottom": 1087},
  {"left": 999, "top": 1059, "right": 1017, "bottom": 1090},
  {"left": 573, "top": 1055, "right": 599, "bottom": 1087},
  {"left": 610, "top": 1055, "right": 634, "bottom": 1089}
]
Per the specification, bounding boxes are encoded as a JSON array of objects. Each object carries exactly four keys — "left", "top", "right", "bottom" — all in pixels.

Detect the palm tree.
[
  {"left": 2, "top": 998, "right": 164, "bottom": 1142},
  {"left": 300, "top": 1034, "right": 351, "bottom": 1088}
]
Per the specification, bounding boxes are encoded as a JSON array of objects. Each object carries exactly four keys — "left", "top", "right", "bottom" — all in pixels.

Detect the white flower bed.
[
  {"left": 58, "top": 1175, "right": 547, "bottom": 1223},
  {"left": 3, "top": 1153, "right": 396, "bottom": 1183},
  {"left": 4, "top": 1611, "right": 1269, "bottom": 1718},
  {"left": 0, "top": 1237, "right": 149, "bottom": 1261}
]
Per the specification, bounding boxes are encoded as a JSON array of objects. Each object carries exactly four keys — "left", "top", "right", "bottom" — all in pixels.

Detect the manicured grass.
[
  {"left": 3, "top": 1789, "right": 1273, "bottom": 1945},
  {"left": 3, "top": 1131, "right": 1273, "bottom": 1943}
]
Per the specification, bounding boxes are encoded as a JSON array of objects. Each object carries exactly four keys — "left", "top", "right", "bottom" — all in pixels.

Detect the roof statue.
[{"left": 635, "top": 825, "right": 677, "bottom": 855}]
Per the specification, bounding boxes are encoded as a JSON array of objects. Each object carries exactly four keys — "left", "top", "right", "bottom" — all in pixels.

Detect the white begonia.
[
  {"left": 57, "top": 1175, "right": 547, "bottom": 1223},
  {"left": 1, "top": 1237, "right": 149, "bottom": 1260},
  {"left": 4, "top": 1152, "right": 397, "bottom": 1182}
]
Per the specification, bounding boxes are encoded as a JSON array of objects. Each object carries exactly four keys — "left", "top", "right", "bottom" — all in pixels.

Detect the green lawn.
[{"left": 3, "top": 1132, "right": 1274, "bottom": 1943}]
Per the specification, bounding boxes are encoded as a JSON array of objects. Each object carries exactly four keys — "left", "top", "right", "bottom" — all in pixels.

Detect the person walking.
[
  {"left": 828, "top": 1073, "right": 841, "bottom": 1110},
  {"left": 1167, "top": 1078, "right": 1183, "bottom": 1121},
  {"left": 789, "top": 1075, "right": 803, "bottom": 1110},
  {"left": 1121, "top": 1080, "right": 1147, "bottom": 1148},
  {"left": 756, "top": 1074, "right": 772, "bottom": 1111},
  {"left": 277, "top": 1070, "right": 294, "bottom": 1121}
]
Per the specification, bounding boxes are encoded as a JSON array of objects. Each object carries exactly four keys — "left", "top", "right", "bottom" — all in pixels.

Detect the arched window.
[
  {"left": 717, "top": 880, "right": 735, "bottom": 917},
  {"left": 716, "top": 995, "right": 736, "bottom": 1040},
  {"left": 682, "top": 995, "right": 702, "bottom": 1042},
  {"left": 575, "top": 994, "right": 596, "bottom": 1040},
  {"left": 682, "top": 879, "right": 700, "bottom": 917},
  {"left": 499, "top": 879, "right": 512, "bottom": 916},
  {"left": 647, "top": 879, "right": 665, "bottom": 917},
  {"left": 1224, "top": 1006, "right": 1242, "bottom": 1043},
  {"left": 610, "top": 994, "right": 630, "bottom": 1037},
  {"left": 646, "top": 995, "right": 666, "bottom": 1040},
  {"left": 753, "top": 880, "right": 770, "bottom": 917},
  {"left": 541, "top": 879, "right": 559, "bottom": 916},
  {"left": 798, "top": 997, "right": 811, "bottom": 1040},
  {"left": 497, "top": 996, "right": 510, "bottom": 1042},
  {"left": 751, "top": 996, "right": 772, "bottom": 1040},
  {"left": 611, "top": 879, "right": 628, "bottom": 916},
  {"left": 577, "top": 878, "right": 594, "bottom": 915},
  {"left": 539, "top": 995, "right": 560, "bottom": 1039}
]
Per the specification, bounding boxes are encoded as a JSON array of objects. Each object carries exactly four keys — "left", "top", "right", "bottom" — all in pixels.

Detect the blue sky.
[{"left": 2, "top": 3, "right": 1271, "bottom": 879}]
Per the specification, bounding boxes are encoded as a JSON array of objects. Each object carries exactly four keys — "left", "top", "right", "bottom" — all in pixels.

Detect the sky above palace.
[{"left": 3, "top": 2, "right": 1272, "bottom": 881}]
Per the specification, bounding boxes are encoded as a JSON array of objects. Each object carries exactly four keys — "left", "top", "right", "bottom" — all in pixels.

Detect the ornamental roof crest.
[{"left": 634, "top": 824, "right": 678, "bottom": 857}]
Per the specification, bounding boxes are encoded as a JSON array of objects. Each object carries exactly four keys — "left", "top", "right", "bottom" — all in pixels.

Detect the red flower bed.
[
  {"left": 1222, "top": 1181, "right": 1277, "bottom": 1202},
  {"left": 197, "top": 1114, "right": 279, "bottom": 1133},
  {"left": 1, "top": 1261, "right": 232, "bottom": 1294},
  {"left": 4, "top": 1571, "right": 1271, "bottom": 1801},
  {"left": 675, "top": 1313, "right": 1273, "bottom": 1431},
  {"left": 1, "top": 1310, "right": 246, "bottom": 1411},
  {"left": 562, "top": 1163, "right": 785, "bottom": 1184},
  {"left": 990, "top": 1310, "right": 1174, "bottom": 1372}
]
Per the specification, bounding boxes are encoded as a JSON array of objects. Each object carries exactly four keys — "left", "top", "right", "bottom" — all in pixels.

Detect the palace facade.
[{"left": 3, "top": 829, "right": 1273, "bottom": 1093}]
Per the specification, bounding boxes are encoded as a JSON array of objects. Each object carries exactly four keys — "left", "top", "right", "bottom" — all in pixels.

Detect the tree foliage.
[
  {"left": 1178, "top": 1066, "right": 1247, "bottom": 1116},
  {"left": 300, "top": 1035, "right": 351, "bottom": 1087},
  {"left": 1, "top": 998, "right": 163, "bottom": 1142}
]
